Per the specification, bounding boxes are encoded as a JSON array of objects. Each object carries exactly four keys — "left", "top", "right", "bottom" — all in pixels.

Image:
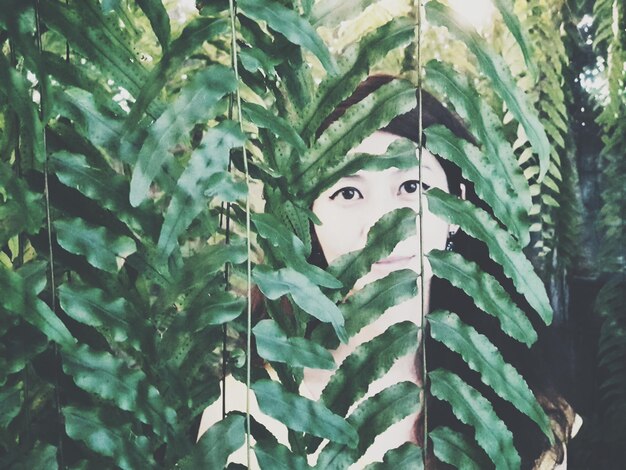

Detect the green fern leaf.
[{"left": 430, "top": 426, "right": 489, "bottom": 470}]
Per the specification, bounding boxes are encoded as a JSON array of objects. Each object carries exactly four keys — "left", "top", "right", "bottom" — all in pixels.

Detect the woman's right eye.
[{"left": 329, "top": 187, "right": 363, "bottom": 201}]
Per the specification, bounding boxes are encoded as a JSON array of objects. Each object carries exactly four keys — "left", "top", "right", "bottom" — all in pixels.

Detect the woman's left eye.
[{"left": 399, "top": 180, "right": 430, "bottom": 194}]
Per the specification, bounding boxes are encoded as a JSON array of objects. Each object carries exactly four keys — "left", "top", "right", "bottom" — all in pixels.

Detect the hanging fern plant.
[{"left": 0, "top": 0, "right": 573, "bottom": 469}]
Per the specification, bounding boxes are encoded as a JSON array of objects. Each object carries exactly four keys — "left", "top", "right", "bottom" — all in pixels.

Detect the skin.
[{"left": 302, "top": 131, "right": 457, "bottom": 465}]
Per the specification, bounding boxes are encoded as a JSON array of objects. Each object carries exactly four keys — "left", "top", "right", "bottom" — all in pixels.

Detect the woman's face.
[{"left": 312, "top": 131, "right": 452, "bottom": 288}]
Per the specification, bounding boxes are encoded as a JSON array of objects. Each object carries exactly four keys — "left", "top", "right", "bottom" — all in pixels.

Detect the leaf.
[
  {"left": 321, "top": 321, "right": 419, "bottom": 418},
  {"left": 430, "top": 426, "right": 489, "bottom": 470},
  {"left": 429, "top": 369, "right": 520, "bottom": 470},
  {"left": 0, "top": 382, "right": 22, "bottom": 428},
  {"left": 238, "top": 0, "right": 338, "bottom": 74},
  {"left": 136, "top": 0, "right": 170, "bottom": 51},
  {"left": 253, "top": 265, "right": 347, "bottom": 343},
  {"left": 126, "top": 17, "right": 230, "bottom": 127},
  {"left": 242, "top": 101, "right": 306, "bottom": 154},
  {"left": 316, "top": 381, "right": 420, "bottom": 469},
  {"left": 158, "top": 120, "right": 245, "bottom": 257},
  {"left": 424, "top": 60, "right": 531, "bottom": 215},
  {"left": 40, "top": 1, "right": 147, "bottom": 97},
  {"left": 254, "top": 440, "right": 313, "bottom": 470},
  {"left": 129, "top": 65, "right": 236, "bottom": 207},
  {"left": 58, "top": 283, "right": 145, "bottom": 352},
  {"left": 310, "top": 0, "right": 380, "bottom": 27},
  {"left": 253, "top": 319, "right": 335, "bottom": 369},
  {"left": 426, "top": 1, "right": 550, "bottom": 182},
  {"left": 427, "top": 250, "right": 536, "bottom": 346},
  {"left": 61, "top": 344, "right": 176, "bottom": 437},
  {"left": 252, "top": 212, "right": 341, "bottom": 289},
  {"left": 424, "top": 125, "right": 530, "bottom": 246},
  {"left": 296, "top": 80, "right": 416, "bottom": 188},
  {"left": 492, "top": 0, "right": 537, "bottom": 80},
  {"left": 429, "top": 310, "right": 553, "bottom": 443},
  {"left": 426, "top": 189, "right": 553, "bottom": 325},
  {"left": 300, "top": 18, "right": 414, "bottom": 142},
  {"left": 0, "top": 55, "right": 44, "bottom": 163},
  {"left": 177, "top": 414, "right": 245, "bottom": 469},
  {"left": 328, "top": 208, "right": 416, "bottom": 295},
  {"left": 312, "top": 269, "right": 418, "bottom": 350},
  {"left": 54, "top": 218, "right": 137, "bottom": 273},
  {"left": 63, "top": 406, "right": 155, "bottom": 470},
  {"left": 252, "top": 379, "right": 358, "bottom": 448},
  {"left": 10, "top": 443, "right": 58, "bottom": 470},
  {"left": 363, "top": 442, "right": 423, "bottom": 470}
]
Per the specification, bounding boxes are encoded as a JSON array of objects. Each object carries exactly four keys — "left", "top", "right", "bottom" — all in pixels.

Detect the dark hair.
[{"left": 311, "top": 75, "right": 573, "bottom": 468}]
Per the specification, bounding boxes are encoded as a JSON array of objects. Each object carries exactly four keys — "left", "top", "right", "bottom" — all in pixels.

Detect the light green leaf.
[
  {"left": 126, "top": 17, "right": 229, "bottom": 127},
  {"left": 239, "top": 0, "right": 338, "bottom": 74},
  {"left": 363, "top": 442, "right": 423, "bottom": 470},
  {"left": 253, "top": 319, "right": 335, "bottom": 369},
  {"left": 252, "top": 212, "right": 341, "bottom": 289},
  {"left": 129, "top": 65, "right": 236, "bottom": 207},
  {"left": 64, "top": 406, "right": 155, "bottom": 470},
  {"left": 492, "top": 0, "right": 537, "bottom": 80},
  {"left": 136, "top": 0, "right": 170, "bottom": 51},
  {"left": 58, "top": 283, "right": 144, "bottom": 352},
  {"left": 62, "top": 344, "right": 176, "bottom": 437},
  {"left": 328, "top": 208, "right": 416, "bottom": 295},
  {"left": 310, "top": 0, "right": 380, "bottom": 27},
  {"left": 427, "top": 190, "right": 553, "bottom": 325},
  {"left": 54, "top": 219, "right": 137, "bottom": 273},
  {"left": 158, "top": 120, "right": 245, "bottom": 257},
  {"left": 252, "top": 379, "right": 358, "bottom": 448},
  {"left": 177, "top": 414, "right": 245, "bottom": 469},
  {"left": 321, "top": 321, "right": 418, "bottom": 418},
  {"left": 253, "top": 265, "right": 347, "bottom": 343},
  {"left": 242, "top": 101, "right": 306, "bottom": 154},
  {"left": 430, "top": 426, "right": 489, "bottom": 470},
  {"left": 429, "top": 310, "right": 553, "bottom": 443},
  {"left": 427, "top": 250, "right": 536, "bottom": 346},
  {"left": 429, "top": 369, "right": 520, "bottom": 469},
  {"left": 317, "top": 381, "right": 420, "bottom": 469},
  {"left": 254, "top": 440, "right": 313, "bottom": 469},
  {"left": 424, "top": 125, "right": 530, "bottom": 246},
  {"left": 426, "top": 1, "right": 550, "bottom": 181}
]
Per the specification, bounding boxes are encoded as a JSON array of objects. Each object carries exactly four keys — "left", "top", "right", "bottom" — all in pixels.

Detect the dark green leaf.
[
  {"left": 129, "top": 65, "right": 236, "bottom": 207},
  {"left": 429, "top": 369, "right": 520, "bottom": 469},
  {"left": 61, "top": 344, "right": 176, "bottom": 437},
  {"left": 321, "top": 321, "right": 418, "bottom": 418},
  {"left": 243, "top": 101, "right": 306, "bottom": 154},
  {"left": 58, "top": 283, "right": 145, "bottom": 352},
  {"left": 429, "top": 310, "right": 553, "bottom": 443},
  {"left": 253, "top": 265, "right": 347, "bottom": 343},
  {"left": 239, "top": 0, "right": 338, "bottom": 74},
  {"left": 428, "top": 250, "right": 536, "bottom": 346},
  {"left": 252, "top": 379, "right": 358, "bottom": 448},
  {"left": 427, "top": 190, "right": 552, "bottom": 325},
  {"left": 253, "top": 319, "right": 335, "bottom": 369},
  {"left": 426, "top": 1, "right": 550, "bottom": 181},
  {"left": 64, "top": 406, "right": 155, "bottom": 469},
  {"left": 430, "top": 426, "right": 490, "bottom": 470},
  {"left": 254, "top": 440, "right": 313, "bottom": 469},
  {"left": 136, "top": 0, "right": 170, "bottom": 51},
  {"left": 54, "top": 218, "right": 137, "bottom": 273},
  {"left": 0, "top": 382, "right": 22, "bottom": 428},
  {"left": 11, "top": 443, "right": 58, "bottom": 470},
  {"left": 328, "top": 208, "right": 416, "bottom": 295},
  {"left": 317, "top": 381, "right": 420, "bottom": 469}
]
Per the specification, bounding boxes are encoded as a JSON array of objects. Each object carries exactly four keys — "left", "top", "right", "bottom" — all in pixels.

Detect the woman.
[{"left": 199, "top": 76, "right": 578, "bottom": 468}]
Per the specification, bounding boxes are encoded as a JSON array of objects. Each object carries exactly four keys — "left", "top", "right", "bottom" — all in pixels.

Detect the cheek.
[
  {"left": 420, "top": 201, "right": 450, "bottom": 253},
  {"left": 312, "top": 204, "right": 367, "bottom": 264}
]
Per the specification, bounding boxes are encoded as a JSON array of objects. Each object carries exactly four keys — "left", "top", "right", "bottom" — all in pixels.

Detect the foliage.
[{"left": 0, "top": 0, "right": 616, "bottom": 469}]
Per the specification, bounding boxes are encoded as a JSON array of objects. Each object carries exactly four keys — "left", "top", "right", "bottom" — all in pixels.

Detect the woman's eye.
[
  {"left": 400, "top": 180, "right": 430, "bottom": 194},
  {"left": 330, "top": 187, "right": 363, "bottom": 201}
]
